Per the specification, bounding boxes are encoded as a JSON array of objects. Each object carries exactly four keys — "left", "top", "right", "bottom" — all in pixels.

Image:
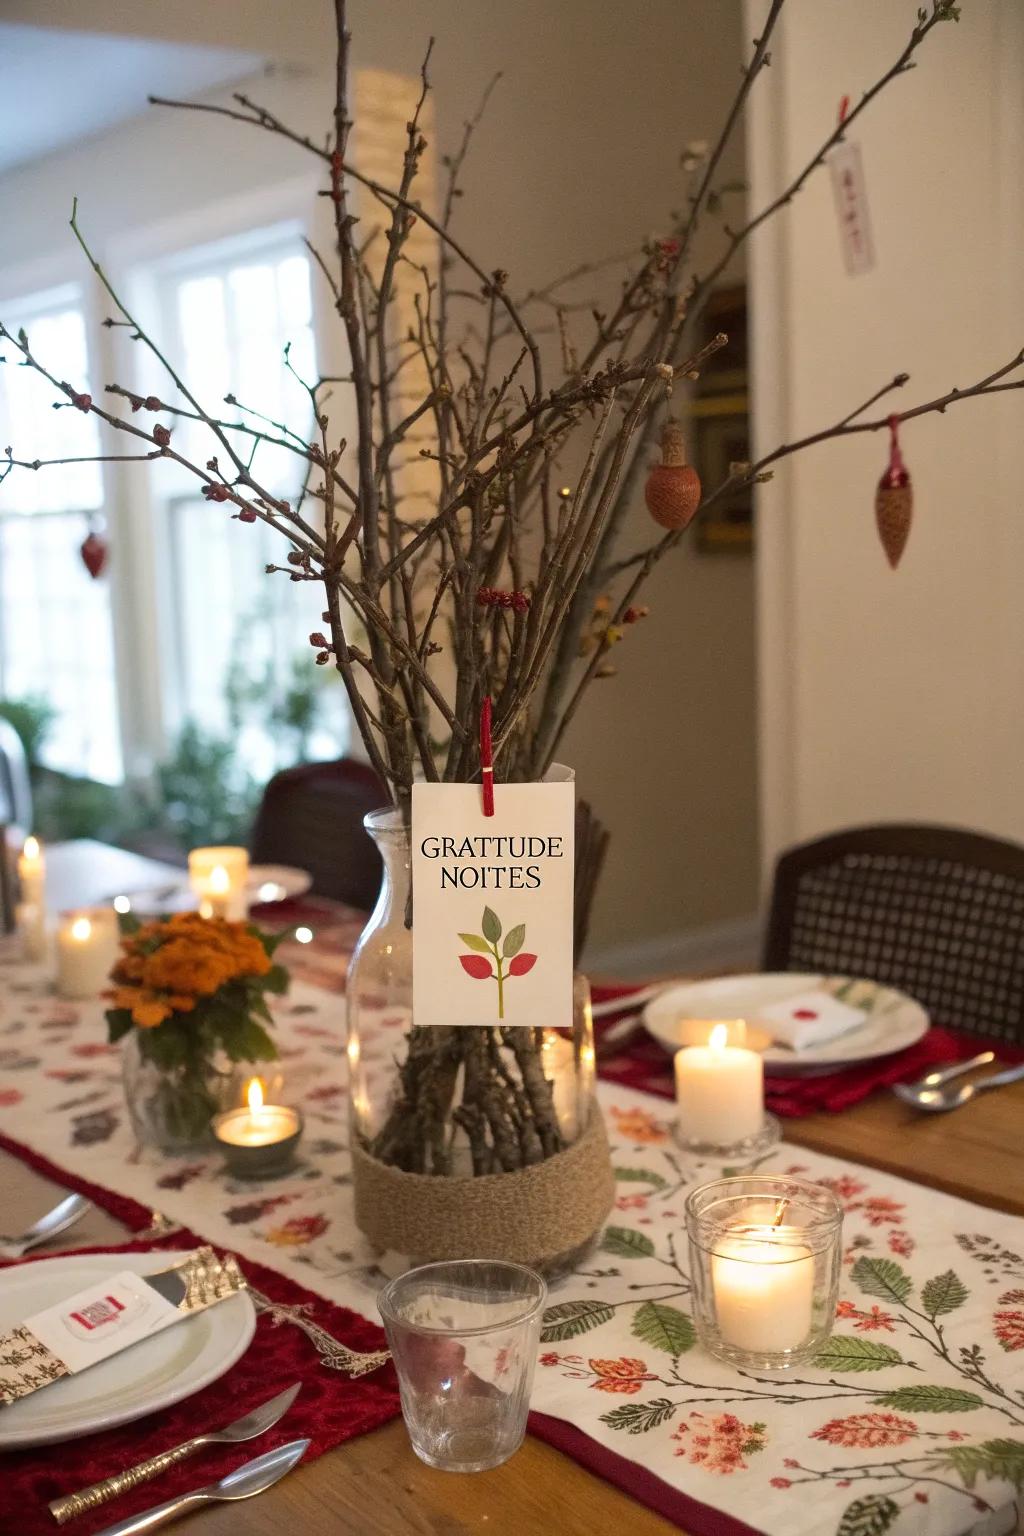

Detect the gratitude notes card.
[{"left": 411, "top": 778, "right": 575, "bottom": 1028}]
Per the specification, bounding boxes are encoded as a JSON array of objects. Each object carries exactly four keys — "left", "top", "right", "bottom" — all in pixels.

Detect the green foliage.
[
  {"left": 836, "top": 1495, "right": 901, "bottom": 1536},
  {"left": 921, "top": 1269, "right": 968, "bottom": 1317},
  {"left": 850, "top": 1256, "right": 913, "bottom": 1306},
  {"left": 872, "top": 1385, "right": 983, "bottom": 1413},
  {"left": 601, "top": 1226, "right": 656, "bottom": 1259},
  {"left": 631, "top": 1301, "right": 695, "bottom": 1356},
  {"left": 539, "top": 1299, "right": 614, "bottom": 1342},
  {"left": 812, "top": 1336, "right": 904, "bottom": 1373},
  {"left": 155, "top": 720, "right": 258, "bottom": 849},
  {"left": 599, "top": 1399, "right": 677, "bottom": 1435},
  {"left": 940, "top": 1438, "right": 1024, "bottom": 1491},
  {"left": 0, "top": 694, "right": 56, "bottom": 769}
]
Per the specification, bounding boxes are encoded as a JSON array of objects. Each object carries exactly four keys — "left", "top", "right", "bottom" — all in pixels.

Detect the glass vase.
[
  {"left": 121, "top": 1030, "right": 236, "bottom": 1155},
  {"left": 685, "top": 1175, "right": 843, "bottom": 1370},
  {"left": 346, "top": 808, "right": 607, "bottom": 1270}
]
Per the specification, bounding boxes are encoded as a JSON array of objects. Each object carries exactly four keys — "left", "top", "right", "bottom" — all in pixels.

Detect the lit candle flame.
[
  {"left": 209, "top": 864, "right": 231, "bottom": 895},
  {"left": 246, "top": 1076, "right": 265, "bottom": 1116},
  {"left": 70, "top": 916, "right": 92, "bottom": 942},
  {"left": 23, "top": 836, "right": 40, "bottom": 862},
  {"left": 709, "top": 1023, "right": 728, "bottom": 1051}
]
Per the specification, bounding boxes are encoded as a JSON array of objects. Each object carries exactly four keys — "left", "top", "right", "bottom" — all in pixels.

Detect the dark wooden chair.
[
  {"left": 249, "top": 758, "right": 387, "bottom": 912},
  {"left": 763, "top": 823, "right": 1024, "bottom": 1044}
]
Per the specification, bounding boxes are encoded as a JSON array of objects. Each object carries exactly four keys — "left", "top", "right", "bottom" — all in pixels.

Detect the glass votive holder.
[
  {"left": 378, "top": 1259, "right": 547, "bottom": 1473},
  {"left": 685, "top": 1175, "right": 843, "bottom": 1371}
]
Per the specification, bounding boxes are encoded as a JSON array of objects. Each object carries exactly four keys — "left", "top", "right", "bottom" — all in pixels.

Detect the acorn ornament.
[
  {"left": 875, "top": 414, "right": 913, "bottom": 569},
  {"left": 645, "top": 418, "right": 702, "bottom": 531},
  {"left": 79, "top": 528, "right": 109, "bottom": 579}
]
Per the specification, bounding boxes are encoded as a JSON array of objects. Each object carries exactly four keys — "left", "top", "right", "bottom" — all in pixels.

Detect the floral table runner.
[{"left": 1, "top": 948, "right": 1022, "bottom": 1536}]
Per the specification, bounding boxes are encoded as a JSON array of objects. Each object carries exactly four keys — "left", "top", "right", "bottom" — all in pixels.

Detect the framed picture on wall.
[{"left": 689, "top": 285, "right": 752, "bottom": 555}]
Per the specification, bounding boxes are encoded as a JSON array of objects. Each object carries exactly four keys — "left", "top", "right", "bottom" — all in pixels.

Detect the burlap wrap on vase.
[{"left": 351, "top": 1107, "right": 615, "bottom": 1269}]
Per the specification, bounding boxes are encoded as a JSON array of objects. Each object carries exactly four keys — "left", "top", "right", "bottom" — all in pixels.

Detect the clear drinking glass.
[
  {"left": 685, "top": 1175, "right": 843, "bottom": 1370},
  {"left": 378, "top": 1260, "right": 547, "bottom": 1472}
]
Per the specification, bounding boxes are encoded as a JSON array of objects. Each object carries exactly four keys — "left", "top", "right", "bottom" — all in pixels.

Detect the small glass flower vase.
[
  {"left": 121, "top": 1030, "right": 235, "bottom": 1155},
  {"left": 685, "top": 1175, "right": 843, "bottom": 1371}
]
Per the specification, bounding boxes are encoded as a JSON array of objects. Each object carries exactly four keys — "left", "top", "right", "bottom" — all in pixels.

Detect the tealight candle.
[
  {"left": 674, "top": 1023, "right": 764, "bottom": 1146},
  {"left": 212, "top": 1077, "right": 303, "bottom": 1178},
  {"left": 711, "top": 1227, "right": 815, "bottom": 1354},
  {"left": 55, "top": 909, "right": 120, "bottom": 999},
  {"left": 17, "top": 836, "right": 45, "bottom": 906},
  {"left": 189, "top": 846, "right": 249, "bottom": 921}
]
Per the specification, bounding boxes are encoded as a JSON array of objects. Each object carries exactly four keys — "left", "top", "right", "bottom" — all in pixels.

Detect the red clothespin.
[{"left": 480, "top": 697, "right": 495, "bottom": 817}]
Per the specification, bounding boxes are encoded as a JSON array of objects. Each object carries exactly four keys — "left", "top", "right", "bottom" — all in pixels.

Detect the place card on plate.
[
  {"left": 411, "top": 777, "right": 575, "bottom": 1028},
  {"left": 759, "top": 988, "right": 867, "bottom": 1052},
  {"left": 0, "top": 1248, "right": 245, "bottom": 1405}
]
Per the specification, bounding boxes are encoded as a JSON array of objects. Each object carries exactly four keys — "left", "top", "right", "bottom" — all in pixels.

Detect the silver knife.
[
  {"left": 49, "top": 1383, "right": 301, "bottom": 1523},
  {"left": 91, "top": 1438, "right": 310, "bottom": 1536}
]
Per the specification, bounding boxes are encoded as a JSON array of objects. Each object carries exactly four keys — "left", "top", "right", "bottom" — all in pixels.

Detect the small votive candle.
[
  {"left": 212, "top": 1077, "right": 303, "bottom": 1178},
  {"left": 16, "top": 901, "right": 48, "bottom": 961},
  {"left": 55, "top": 909, "right": 120, "bottom": 999},
  {"left": 17, "top": 836, "right": 45, "bottom": 906},
  {"left": 189, "top": 846, "right": 249, "bottom": 921},
  {"left": 674, "top": 1023, "right": 764, "bottom": 1149},
  {"left": 686, "top": 1175, "right": 843, "bottom": 1370}
]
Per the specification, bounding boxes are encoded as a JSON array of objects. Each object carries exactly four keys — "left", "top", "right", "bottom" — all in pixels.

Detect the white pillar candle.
[
  {"left": 674, "top": 1024, "right": 764, "bottom": 1144},
  {"left": 189, "top": 846, "right": 249, "bottom": 921},
  {"left": 712, "top": 1228, "right": 815, "bottom": 1353},
  {"left": 55, "top": 911, "right": 120, "bottom": 999},
  {"left": 17, "top": 836, "right": 45, "bottom": 907}
]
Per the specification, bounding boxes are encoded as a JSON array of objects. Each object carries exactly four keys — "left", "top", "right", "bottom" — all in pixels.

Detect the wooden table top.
[{"left": 5, "top": 1079, "right": 1022, "bottom": 1535}]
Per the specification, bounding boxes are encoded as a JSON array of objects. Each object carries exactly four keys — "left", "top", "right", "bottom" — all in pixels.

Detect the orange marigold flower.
[{"left": 132, "top": 994, "right": 173, "bottom": 1028}]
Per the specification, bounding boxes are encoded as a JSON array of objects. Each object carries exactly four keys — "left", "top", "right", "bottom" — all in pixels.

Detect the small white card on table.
[{"left": 411, "top": 779, "right": 575, "bottom": 1028}]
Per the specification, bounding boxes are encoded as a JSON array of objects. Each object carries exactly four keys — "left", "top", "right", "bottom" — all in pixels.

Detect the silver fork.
[{"left": 0, "top": 1192, "right": 92, "bottom": 1259}]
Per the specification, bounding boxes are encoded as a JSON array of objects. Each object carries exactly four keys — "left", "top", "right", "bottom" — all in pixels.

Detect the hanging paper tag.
[
  {"left": 828, "top": 140, "right": 875, "bottom": 276},
  {"left": 411, "top": 774, "right": 575, "bottom": 1028}
]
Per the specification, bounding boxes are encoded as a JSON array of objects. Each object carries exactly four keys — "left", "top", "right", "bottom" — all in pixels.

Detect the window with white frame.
[
  {"left": 145, "top": 227, "right": 347, "bottom": 777},
  {"left": 0, "top": 285, "right": 122, "bottom": 782}
]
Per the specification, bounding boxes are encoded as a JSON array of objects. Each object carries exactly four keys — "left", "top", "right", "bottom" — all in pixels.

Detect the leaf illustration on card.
[{"left": 454, "top": 908, "right": 535, "bottom": 1018}]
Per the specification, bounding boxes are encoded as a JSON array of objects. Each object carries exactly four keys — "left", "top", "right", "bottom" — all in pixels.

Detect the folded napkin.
[{"left": 758, "top": 988, "right": 866, "bottom": 1052}]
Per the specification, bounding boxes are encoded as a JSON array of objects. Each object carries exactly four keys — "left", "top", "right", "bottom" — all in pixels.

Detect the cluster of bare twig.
[{"left": 3, "top": 0, "right": 1017, "bottom": 817}]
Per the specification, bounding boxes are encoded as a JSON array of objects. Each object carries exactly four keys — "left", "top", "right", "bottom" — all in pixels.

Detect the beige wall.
[
  {"left": 1, "top": 1, "right": 757, "bottom": 959},
  {"left": 745, "top": 0, "right": 1024, "bottom": 877}
]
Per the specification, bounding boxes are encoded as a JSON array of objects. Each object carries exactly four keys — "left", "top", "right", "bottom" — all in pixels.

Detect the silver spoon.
[
  {"left": 893, "top": 1061, "right": 1024, "bottom": 1113},
  {"left": 0, "top": 1192, "right": 92, "bottom": 1259},
  {"left": 92, "top": 1438, "right": 310, "bottom": 1536}
]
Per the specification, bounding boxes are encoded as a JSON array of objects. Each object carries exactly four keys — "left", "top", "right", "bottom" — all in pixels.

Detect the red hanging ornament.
[
  {"left": 644, "top": 419, "right": 702, "bottom": 531},
  {"left": 875, "top": 414, "right": 913, "bottom": 569},
  {"left": 79, "top": 529, "right": 109, "bottom": 579}
]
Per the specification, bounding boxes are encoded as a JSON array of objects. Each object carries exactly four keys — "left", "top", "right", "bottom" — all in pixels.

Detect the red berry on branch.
[
  {"left": 309, "top": 631, "right": 329, "bottom": 648},
  {"left": 152, "top": 424, "right": 171, "bottom": 447},
  {"left": 144, "top": 396, "right": 162, "bottom": 411},
  {"left": 237, "top": 508, "right": 258, "bottom": 523},
  {"left": 202, "top": 483, "right": 230, "bottom": 502},
  {"left": 71, "top": 391, "right": 92, "bottom": 413}
]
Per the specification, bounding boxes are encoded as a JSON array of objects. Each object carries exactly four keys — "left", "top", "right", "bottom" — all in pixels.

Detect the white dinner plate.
[
  {"left": 0, "top": 1251, "right": 255, "bottom": 1449},
  {"left": 643, "top": 972, "right": 929, "bottom": 1076},
  {"left": 246, "top": 865, "right": 313, "bottom": 904}
]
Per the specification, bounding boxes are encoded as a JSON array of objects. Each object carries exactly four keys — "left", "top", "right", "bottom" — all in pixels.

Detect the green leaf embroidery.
[
  {"left": 921, "top": 1269, "right": 969, "bottom": 1317},
  {"left": 458, "top": 932, "right": 492, "bottom": 954},
  {"left": 940, "top": 1438, "right": 1024, "bottom": 1491},
  {"left": 836, "top": 1494, "right": 901, "bottom": 1536},
  {"left": 632, "top": 1301, "right": 695, "bottom": 1356},
  {"left": 813, "top": 1335, "right": 904, "bottom": 1373},
  {"left": 601, "top": 1226, "right": 656, "bottom": 1259},
  {"left": 539, "top": 1299, "right": 614, "bottom": 1342},
  {"left": 872, "top": 1385, "right": 984, "bottom": 1413},
  {"left": 502, "top": 923, "right": 526, "bottom": 958},
  {"left": 850, "top": 1256, "right": 913, "bottom": 1306},
  {"left": 599, "top": 1398, "right": 678, "bottom": 1435},
  {"left": 481, "top": 906, "right": 502, "bottom": 943},
  {"left": 613, "top": 1167, "right": 669, "bottom": 1190}
]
